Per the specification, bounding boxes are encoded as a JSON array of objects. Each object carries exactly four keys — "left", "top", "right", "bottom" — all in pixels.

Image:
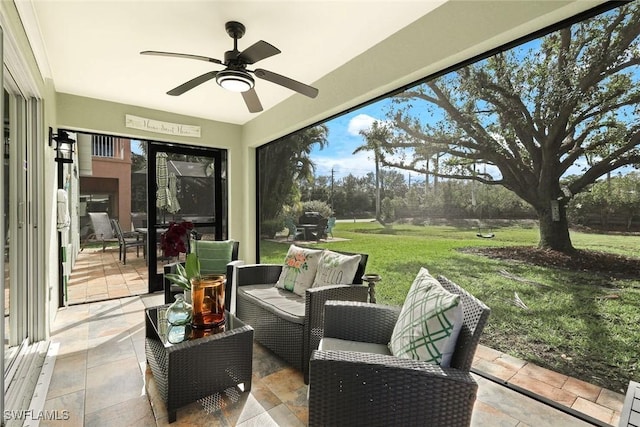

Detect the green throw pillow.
[
  {"left": 388, "top": 268, "right": 463, "bottom": 367},
  {"left": 190, "top": 239, "right": 235, "bottom": 275}
]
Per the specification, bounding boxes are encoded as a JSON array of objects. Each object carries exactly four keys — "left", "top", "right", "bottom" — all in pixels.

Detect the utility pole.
[{"left": 330, "top": 167, "right": 335, "bottom": 210}]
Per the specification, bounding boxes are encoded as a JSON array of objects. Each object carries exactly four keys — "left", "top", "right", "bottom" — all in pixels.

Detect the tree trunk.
[
  {"left": 375, "top": 152, "right": 381, "bottom": 221},
  {"left": 536, "top": 202, "right": 575, "bottom": 252}
]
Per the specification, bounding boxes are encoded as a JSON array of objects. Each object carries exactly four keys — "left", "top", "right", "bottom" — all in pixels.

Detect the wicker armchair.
[
  {"left": 234, "top": 251, "right": 368, "bottom": 383},
  {"left": 308, "top": 275, "right": 490, "bottom": 427}
]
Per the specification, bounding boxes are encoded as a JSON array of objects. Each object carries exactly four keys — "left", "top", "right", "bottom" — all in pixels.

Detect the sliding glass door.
[{"left": 146, "top": 142, "right": 227, "bottom": 293}]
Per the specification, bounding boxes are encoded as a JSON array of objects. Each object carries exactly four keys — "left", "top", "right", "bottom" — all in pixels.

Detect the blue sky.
[{"left": 311, "top": 99, "right": 392, "bottom": 181}]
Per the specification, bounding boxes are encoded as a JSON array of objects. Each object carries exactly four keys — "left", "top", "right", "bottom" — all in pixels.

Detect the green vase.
[{"left": 167, "top": 293, "right": 192, "bottom": 325}]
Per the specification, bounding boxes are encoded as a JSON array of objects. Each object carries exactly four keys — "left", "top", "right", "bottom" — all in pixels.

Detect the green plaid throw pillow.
[{"left": 389, "top": 268, "right": 463, "bottom": 367}]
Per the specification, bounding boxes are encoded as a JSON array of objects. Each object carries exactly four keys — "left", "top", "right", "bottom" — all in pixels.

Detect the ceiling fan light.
[{"left": 216, "top": 69, "right": 254, "bottom": 92}]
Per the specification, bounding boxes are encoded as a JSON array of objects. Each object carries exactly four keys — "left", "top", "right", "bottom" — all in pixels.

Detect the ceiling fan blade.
[
  {"left": 141, "top": 50, "right": 223, "bottom": 65},
  {"left": 254, "top": 68, "right": 318, "bottom": 98},
  {"left": 241, "top": 88, "right": 263, "bottom": 113},
  {"left": 238, "top": 41, "right": 281, "bottom": 64},
  {"left": 167, "top": 71, "right": 218, "bottom": 96}
]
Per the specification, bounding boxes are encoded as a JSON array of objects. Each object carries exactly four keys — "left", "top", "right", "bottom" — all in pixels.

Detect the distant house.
[{"left": 79, "top": 135, "right": 133, "bottom": 235}]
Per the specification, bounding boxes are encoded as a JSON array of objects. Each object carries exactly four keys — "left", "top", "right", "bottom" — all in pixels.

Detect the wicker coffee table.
[{"left": 145, "top": 306, "right": 254, "bottom": 423}]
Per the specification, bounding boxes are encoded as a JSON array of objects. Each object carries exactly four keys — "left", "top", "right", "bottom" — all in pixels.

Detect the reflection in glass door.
[
  {"left": 3, "top": 87, "right": 43, "bottom": 376},
  {"left": 147, "top": 143, "right": 227, "bottom": 293},
  {"left": 2, "top": 88, "right": 12, "bottom": 368}
]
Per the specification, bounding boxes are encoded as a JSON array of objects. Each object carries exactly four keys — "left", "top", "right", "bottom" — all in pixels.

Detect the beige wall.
[{"left": 55, "top": 93, "right": 247, "bottom": 256}]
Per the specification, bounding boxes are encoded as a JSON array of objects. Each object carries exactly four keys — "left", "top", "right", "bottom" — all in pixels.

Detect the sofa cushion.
[
  {"left": 388, "top": 268, "right": 463, "bottom": 367},
  {"left": 238, "top": 284, "right": 305, "bottom": 324},
  {"left": 313, "top": 250, "right": 362, "bottom": 288},
  {"left": 276, "top": 244, "right": 323, "bottom": 295},
  {"left": 319, "top": 337, "right": 391, "bottom": 356}
]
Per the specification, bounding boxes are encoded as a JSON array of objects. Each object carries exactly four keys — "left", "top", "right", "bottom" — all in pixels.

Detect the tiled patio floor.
[
  {"left": 473, "top": 346, "right": 624, "bottom": 425},
  {"left": 53, "top": 248, "right": 625, "bottom": 425},
  {"left": 66, "top": 246, "right": 149, "bottom": 305}
]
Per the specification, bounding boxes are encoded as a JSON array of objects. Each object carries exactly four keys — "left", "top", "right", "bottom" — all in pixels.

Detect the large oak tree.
[{"left": 385, "top": 2, "right": 640, "bottom": 252}]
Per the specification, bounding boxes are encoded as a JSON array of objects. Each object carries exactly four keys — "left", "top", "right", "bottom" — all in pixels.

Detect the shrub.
[
  {"left": 261, "top": 219, "right": 284, "bottom": 238},
  {"left": 299, "top": 200, "right": 333, "bottom": 218}
]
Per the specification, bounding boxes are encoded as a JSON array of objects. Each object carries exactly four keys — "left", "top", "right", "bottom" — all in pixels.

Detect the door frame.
[{"left": 146, "top": 142, "right": 227, "bottom": 293}]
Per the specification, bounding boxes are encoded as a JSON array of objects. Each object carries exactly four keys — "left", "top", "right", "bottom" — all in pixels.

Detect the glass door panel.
[
  {"left": 3, "top": 88, "right": 12, "bottom": 367},
  {"left": 147, "top": 143, "right": 226, "bottom": 293},
  {"left": 3, "top": 88, "right": 32, "bottom": 365}
]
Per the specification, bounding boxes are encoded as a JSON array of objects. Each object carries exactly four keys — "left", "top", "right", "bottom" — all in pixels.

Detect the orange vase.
[{"left": 190, "top": 274, "right": 226, "bottom": 329}]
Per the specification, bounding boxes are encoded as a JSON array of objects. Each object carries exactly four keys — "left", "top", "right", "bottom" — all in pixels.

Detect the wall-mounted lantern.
[{"left": 49, "top": 127, "right": 75, "bottom": 163}]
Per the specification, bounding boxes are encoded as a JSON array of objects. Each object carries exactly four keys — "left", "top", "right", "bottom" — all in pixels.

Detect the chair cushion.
[
  {"left": 388, "top": 268, "right": 463, "bottom": 367},
  {"left": 190, "top": 239, "right": 235, "bottom": 275},
  {"left": 238, "top": 284, "right": 305, "bottom": 324},
  {"left": 275, "top": 244, "right": 323, "bottom": 295},
  {"left": 319, "top": 337, "right": 391, "bottom": 356},
  {"left": 312, "top": 250, "right": 362, "bottom": 288}
]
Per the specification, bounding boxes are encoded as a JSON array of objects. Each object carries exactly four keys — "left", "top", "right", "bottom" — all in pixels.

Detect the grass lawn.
[{"left": 260, "top": 219, "right": 640, "bottom": 393}]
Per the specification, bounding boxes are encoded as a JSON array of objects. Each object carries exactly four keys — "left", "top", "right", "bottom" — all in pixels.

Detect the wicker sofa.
[{"left": 233, "top": 250, "right": 368, "bottom": 383}]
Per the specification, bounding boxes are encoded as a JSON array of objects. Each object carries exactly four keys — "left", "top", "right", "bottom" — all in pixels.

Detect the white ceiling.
[{"left": 20, "top": 1, "right": 446, "bottom": 125}]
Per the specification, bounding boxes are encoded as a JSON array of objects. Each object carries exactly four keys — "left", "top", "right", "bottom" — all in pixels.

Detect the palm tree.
[
  {"left": 355, "top": 121, "right": 391, "bottom": 221},
  {"left": 259, "top": 125, "right": 329, "bottom": 223}
]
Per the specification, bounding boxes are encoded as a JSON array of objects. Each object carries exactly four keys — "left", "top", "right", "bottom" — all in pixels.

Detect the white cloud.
[
  {"left": 347, "top": 114, "right": 377, "bottom": 136},
  {"left": 313, "top": 150, "right": 375, "bottom": 179}
]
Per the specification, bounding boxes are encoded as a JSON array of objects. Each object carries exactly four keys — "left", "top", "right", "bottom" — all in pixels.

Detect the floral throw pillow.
[
  {"left": 312, "top": 250, "right": 361, "bottom": 288},
  {"left": 388, "top": 268, "right": 463, "bottom": 367},
  {"left": 276, "top": 245, "right": 323, "bottom": 296}
]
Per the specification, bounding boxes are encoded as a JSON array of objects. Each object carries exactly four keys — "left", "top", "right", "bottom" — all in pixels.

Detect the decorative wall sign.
[{"left": 125, "top": 114, "right": 201, "bottom": 138}]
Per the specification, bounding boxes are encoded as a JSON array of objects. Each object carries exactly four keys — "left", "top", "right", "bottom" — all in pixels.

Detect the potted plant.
[
  {"left": 162, "top": 221, "right": 199, "bottom": 300},
  {"left": 164, "top": 252, "right": 200, "bottom": 293}
]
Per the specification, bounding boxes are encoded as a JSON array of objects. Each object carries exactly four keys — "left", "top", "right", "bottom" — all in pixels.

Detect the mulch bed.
[{"left": 461, "top": 246, "right": 640, "bottom": 280}]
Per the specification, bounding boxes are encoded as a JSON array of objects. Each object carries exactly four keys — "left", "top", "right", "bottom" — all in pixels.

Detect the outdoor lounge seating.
[
  {"left": 284, "top": 217, "right": 304, "bottom": 241},
  {"left": 85, "top": 212, "right": 119, "bottom": 251},
  {"left": 295, "top": 211, "right": 327, "bottom": 241},
  {"left": 325, "top": 216, "right": 336, "bottom": 238},
  {"left": 111, "top": 218, "right": 145, "bottom": 265},
  {"left": 308, "top": 273, "right": 490, "bottom": 427},
  {"left": 310, "top": 217, "right": 328, "bottom": 241},
  {"left": 233, "top": 246, "right": 368, "bottom": 383}
]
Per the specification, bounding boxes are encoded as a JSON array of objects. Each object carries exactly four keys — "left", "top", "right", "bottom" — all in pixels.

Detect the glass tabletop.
[{"left": 147, "top": 306, "right": 246, "bottom": 347}]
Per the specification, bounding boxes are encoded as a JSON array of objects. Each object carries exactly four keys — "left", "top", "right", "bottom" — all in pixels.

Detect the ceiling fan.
[{"left": 141, "top": 21, "right": 319, "bottom": 113}]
